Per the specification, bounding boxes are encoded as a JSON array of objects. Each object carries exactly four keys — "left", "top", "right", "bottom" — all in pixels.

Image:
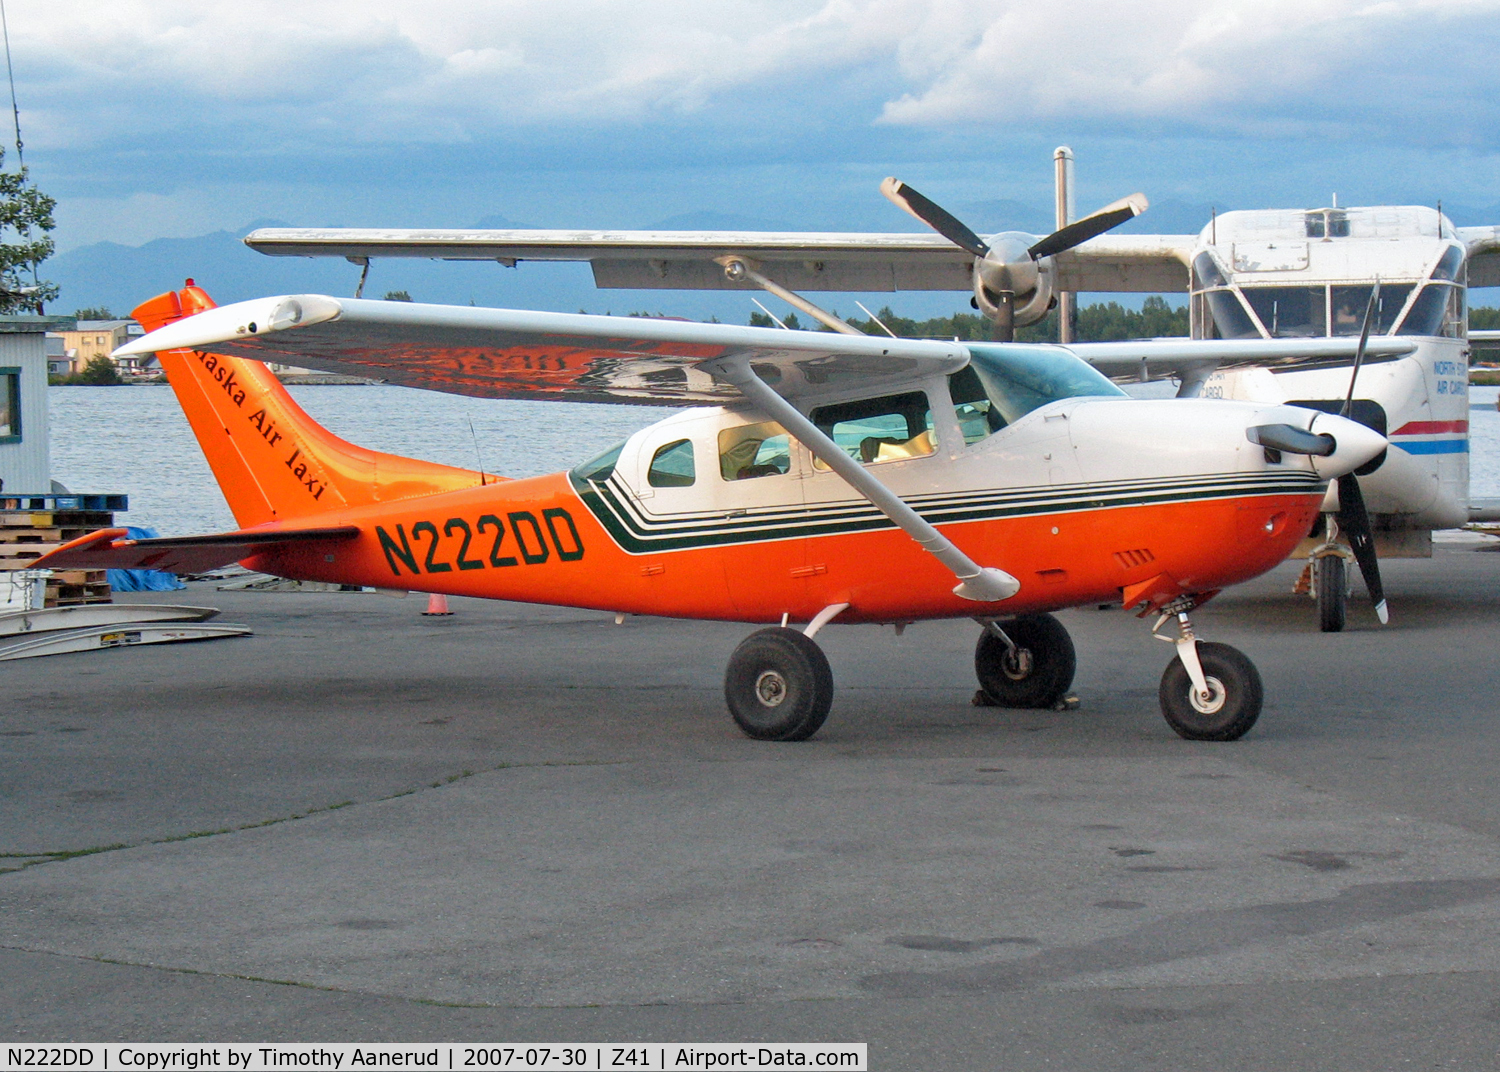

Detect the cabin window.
[
  {"left": 719, "top": 421, "right": 792, "bottom": 480},
  {"left": 1241, "top": 287, "right": 1326, "bottom": 338},
  {"left": 647, "top": 438, "right": 696, "bottom": 487},
  {"left": 948, "top": 366, "right": 1007, "bottom": 445},
  {"left": 1331, "top": 284, "right": 1413, "bottom": 336},
  {"left": 0, "top": 368, "right": 18, "bottom": 444},
  {"left": 571, "top": 440, "right": 624, "bottom": 483},
  {"left": 809, "top": 391, "right": 935, "bottom": 467}
]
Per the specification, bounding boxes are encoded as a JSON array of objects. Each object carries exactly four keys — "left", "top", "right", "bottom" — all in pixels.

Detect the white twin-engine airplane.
[{"left": 242, "top": 156, "right": 1488, "bottom": 631}]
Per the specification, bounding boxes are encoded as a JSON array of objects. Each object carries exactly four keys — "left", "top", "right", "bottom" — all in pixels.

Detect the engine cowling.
[{"left": 972, "top": 232, "right": 1055, "bottom": 326}]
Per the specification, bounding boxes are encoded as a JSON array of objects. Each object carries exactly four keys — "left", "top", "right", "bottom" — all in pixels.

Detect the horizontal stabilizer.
[{"left": 34, "top": 525, "right": 360, "bottom": 575}]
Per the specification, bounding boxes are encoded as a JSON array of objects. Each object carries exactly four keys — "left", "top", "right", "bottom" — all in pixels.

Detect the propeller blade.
[
  {"left": 1337, "top": 473, "right": 1389, "bottom": 625},
  {"left": 1341, "top": 279, "right": 1381, "bottom": 418},
  {"left": 880, "top": 177, "right": 990, "bottom": 259},
  {"left": 1027, "top": 192, "right": 1148, "bottom": 260}
]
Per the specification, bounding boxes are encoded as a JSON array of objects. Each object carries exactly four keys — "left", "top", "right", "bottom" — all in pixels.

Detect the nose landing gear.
[{"left": 1152, "top": 603, "right": 1262, "bottom": 740}]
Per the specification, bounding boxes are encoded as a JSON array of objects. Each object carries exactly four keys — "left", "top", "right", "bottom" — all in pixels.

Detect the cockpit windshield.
[
  {"left": 950, "top": 345, "right": 1124, "bottom": 443},
  {"left": 1241, "top": 287, "right": 1325, "bottom": 338},
  {"left": 571, "top": 440, "right": 624, "bottom": 482}
]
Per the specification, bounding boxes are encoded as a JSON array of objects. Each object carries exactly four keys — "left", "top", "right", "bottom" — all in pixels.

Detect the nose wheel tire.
[
  {"left": 1158, "top": 641, "right": 1262, "bottom": 741},
  {"left": 725, "top": 627, "right": 834, "bottom": 741},
  {"left": 1316, "top": 554, "right": 1347, "bottom": 633},
  {"left": 975, "top": 613, "right": 1076, "bottom": 709}
]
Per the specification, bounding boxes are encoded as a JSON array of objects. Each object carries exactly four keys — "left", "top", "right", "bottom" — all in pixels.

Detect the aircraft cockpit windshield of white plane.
[{"left": 1192, "top": 238, "right": 1468, "bottom": 342}]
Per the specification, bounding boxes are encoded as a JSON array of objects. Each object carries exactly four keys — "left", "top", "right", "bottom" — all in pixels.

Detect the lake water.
[{"left": 46, "top": 383, "right": 1500, "bottom": 536}]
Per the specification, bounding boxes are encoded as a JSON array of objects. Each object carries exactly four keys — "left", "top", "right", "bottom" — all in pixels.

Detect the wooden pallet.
[
  {"left": 0, "top": 510, "right": 115, "bottom": 529},
  {"left": 2, "top": 510, "right": 116, "bottom": 606},
  {"left": 44, "top": 581, "right": 112, "bottom": 608}
]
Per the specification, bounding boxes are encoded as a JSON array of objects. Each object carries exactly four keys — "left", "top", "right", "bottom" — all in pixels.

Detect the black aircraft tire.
[
  {"left": 724, "top": 627, "right": 834, "bottom": 742},
  {"left": 1316, "top": 555, "right": 1347, "bottom": 633},
  {"left": 1159, "top": 641, "right": 1263, "bottom": 742},
  {"left": 974, "top": 613, "right": 1077, "bottom": 709}
]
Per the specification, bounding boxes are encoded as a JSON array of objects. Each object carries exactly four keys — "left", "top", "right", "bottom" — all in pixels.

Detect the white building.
[{"left": 0, "top": 316, "right": 72, "bottom": 494}]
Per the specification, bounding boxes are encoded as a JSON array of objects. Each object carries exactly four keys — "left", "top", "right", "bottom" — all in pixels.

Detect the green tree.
[
  {"left": 72, "top": 354, "right": 123, "bottom": 385},
  {"left": 0, "top": 149, "right": 57, "bottom": 313},
  {"left": 72, "top": 306, "right": 114, "bottom": 321},
  {"left": 383, "top": 290, "right": 412, "bottom": 302}
]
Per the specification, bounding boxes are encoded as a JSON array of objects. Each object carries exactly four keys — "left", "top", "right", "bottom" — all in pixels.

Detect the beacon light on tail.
[{"left": 44, "top": 280, "right": 1390, "bottom": 742}]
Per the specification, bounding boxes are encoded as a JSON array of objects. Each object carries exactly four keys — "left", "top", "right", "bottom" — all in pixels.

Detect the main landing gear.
[
  {"left": 973, "top": 614, "right": 1076, "bottom": 709},
  {"left": 721, "top": 602, "right": 1262, "bottom": 743},
  {"left": 724, "top": 627, "right": 835, "bottom": 741}
]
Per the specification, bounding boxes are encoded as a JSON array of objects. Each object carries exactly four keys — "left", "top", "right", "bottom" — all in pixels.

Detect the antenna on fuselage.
[
  {"left": 467, "top": 416, "right": 488, "bottom": 486},
  {"left": 750, "top": 297, "right": 789, "bottom": 330},
  {"left": 855, "top": 301, "right": 898, "bottom": 338}
]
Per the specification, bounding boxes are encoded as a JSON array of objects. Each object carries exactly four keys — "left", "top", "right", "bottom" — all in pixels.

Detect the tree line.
[{"left": 748, "top": 295, "right": 1192, "bottom": 342}]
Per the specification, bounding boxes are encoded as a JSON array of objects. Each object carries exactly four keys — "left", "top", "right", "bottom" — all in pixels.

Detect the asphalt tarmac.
[{"left": 5, "top": 541, "right": 1500, "bottom": 1069}]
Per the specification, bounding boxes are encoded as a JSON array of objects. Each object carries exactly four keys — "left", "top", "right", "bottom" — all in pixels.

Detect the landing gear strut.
[
  {"left": 973, "top": 613, "right": 1076, "bottom": 708},
  {"left": 1153, "top": 604, "right": 1262, "bottom": 741}
]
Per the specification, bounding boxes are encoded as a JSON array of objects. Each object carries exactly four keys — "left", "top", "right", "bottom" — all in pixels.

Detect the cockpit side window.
[
  {"left": 719, "top": 421, "right": 792, "bottom": 481},
  {"left": 810, "top": 391, "right": 936, "bottom": 467},
  {"left": 1398, "top": 283, "right": 1464, "bottom": 338},
  {"left": 948, "top": 365, "right": 1007, "bottom": 445},
  {"left": 647, "top": 438, "right": 696, "bottom": 487},
  {"left": 1432, "top": 245, "right": 1465, "bottom": 282}
]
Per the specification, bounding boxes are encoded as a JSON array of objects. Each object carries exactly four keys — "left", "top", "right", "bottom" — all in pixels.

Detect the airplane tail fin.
[{"left": 133, "top": 281, "right": 489, "bottom": 529}]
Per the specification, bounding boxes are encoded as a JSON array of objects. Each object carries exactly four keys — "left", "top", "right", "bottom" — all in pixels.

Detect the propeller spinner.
[{"left": 881, "top": 178, "right": 1147, "bottom": 340}]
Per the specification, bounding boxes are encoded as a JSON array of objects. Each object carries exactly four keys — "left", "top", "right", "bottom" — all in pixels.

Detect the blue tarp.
[{"left": 106, "top": 526, "right": 187, "bottom": 591}]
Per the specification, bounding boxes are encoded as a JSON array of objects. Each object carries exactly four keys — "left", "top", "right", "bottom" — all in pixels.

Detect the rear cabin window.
[
  {"left": 647, "top": 438, "right": 696, "bottom": 487},
  {"left": 719, "top": 421, "right": 792, "bottom": 480},
  {"left": 809, "top": 391, "right": 935, "bottom": 467}
]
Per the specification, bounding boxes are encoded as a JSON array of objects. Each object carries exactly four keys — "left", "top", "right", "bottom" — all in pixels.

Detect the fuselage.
[{"left": 250, "top": 347, "right": 1350, "bottom": 625}]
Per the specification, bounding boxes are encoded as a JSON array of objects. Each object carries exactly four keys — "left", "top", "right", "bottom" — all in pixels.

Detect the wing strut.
[
  {"left": 716, "top": 257, "right": 864, "bottom": 337},
  {"left": 704, "top": 357, "right": 1020, "bottom": 603}
]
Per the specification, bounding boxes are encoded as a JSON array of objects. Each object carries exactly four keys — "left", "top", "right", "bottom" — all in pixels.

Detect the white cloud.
[{"left": 12, "top": 0, "right": 1500, "bottom": 151}]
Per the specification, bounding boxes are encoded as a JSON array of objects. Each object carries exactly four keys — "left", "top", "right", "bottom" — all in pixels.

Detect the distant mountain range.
[{"left": 46, "top": 200, "right": 1500, "bottom": 319}]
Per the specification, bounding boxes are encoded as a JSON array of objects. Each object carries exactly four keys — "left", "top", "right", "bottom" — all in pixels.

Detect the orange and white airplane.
[{"left": 39, "top": 280, "right": 1388, "bottom": 742}]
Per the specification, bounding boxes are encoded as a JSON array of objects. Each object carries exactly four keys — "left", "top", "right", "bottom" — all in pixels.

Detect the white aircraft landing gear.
[
  {"left": 1300, "top": 516, "right": 1355, "bottom": 633},
  {"left": 724, "top": 627, "right": 834, "bottom": 741},
  {"left": 1153, "top": 604, "right": 1262, "bottom": 741},
  {"left": 973, "top": 614, "right": 1077, "bottom": 708}
]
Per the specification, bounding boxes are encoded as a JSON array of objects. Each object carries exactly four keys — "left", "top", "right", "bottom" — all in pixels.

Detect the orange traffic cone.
[{"left": 422, "top": 592, "right": 453, "bottom": 616}]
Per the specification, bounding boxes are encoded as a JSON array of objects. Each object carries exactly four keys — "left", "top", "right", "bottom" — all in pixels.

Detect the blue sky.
[{"left": 17, "top": 0, "right": 1500, "bottom": 289}]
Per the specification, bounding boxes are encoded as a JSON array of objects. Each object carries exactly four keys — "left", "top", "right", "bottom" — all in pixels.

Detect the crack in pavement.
[{"left": 0, "top": 760, "right": 623, "bottom": 873}]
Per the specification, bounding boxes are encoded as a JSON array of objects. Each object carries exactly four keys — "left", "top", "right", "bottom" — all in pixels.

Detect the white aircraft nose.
[{"left": 1306, "top": 412, "right": 1388, "bottom": 480}]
